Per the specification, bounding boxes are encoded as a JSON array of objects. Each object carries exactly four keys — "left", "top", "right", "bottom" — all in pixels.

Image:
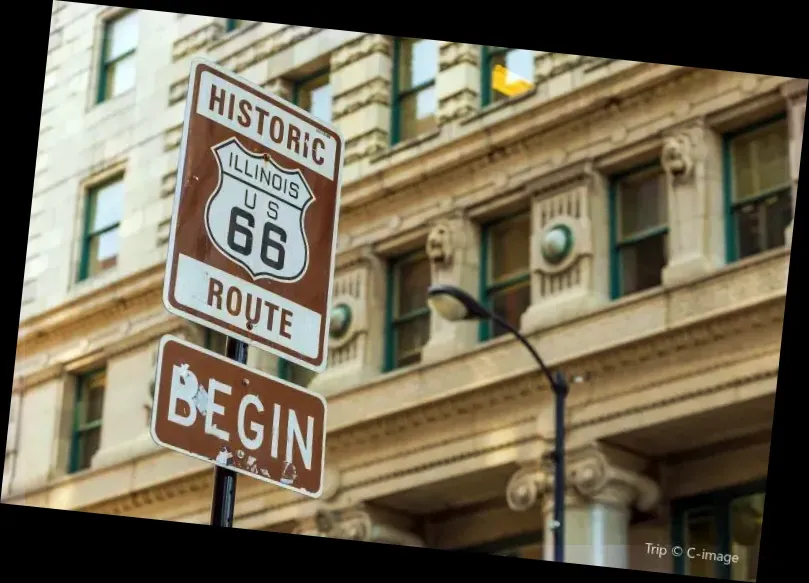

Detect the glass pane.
[
  {"left": 85, "top": 386, "right": 105, "bottom": 424},
  {"left": 298, "top": 74, "right": 332, "bottom": 122},
  {"left": 736, "top": 193, "right": 791, "bottom": 260},
  {"left": 732, "top": 121, "right": 789, "bottom": 202},
  {"left": 87, "top": 228, "right": 120, "bottom": 276},
  {"left": 398, "top": 39, "right": 438, "bottom": 91},
  {"left": 107, "top": 54, "right": 136, "bottom": 98},
  {"left": 491, "top": 49, "right": 534, "bottom": 102},
  {"left": 395, "top": 314, "right": 430, "bottom": 367},
  {"left": 77, "top": 427, "right": 101, "bottom": 471},
  {"left": 107, "top": 10, "right": 138, "bottom": 61},
  {"left": 399, "top": 86, "right": 437, "bottom": 142},
  {"left": 89, "top": 180, "right": 125, "bottom": 233},
  {"left": 618, "top": 169, "right": 667, "bottom": 238},
  {"left": 396, "top": 255, "right": 431, "bottom": 316},
  {"left": 490, "top": 214, "right": 531, "bottom": 282},
  {"left": 685, "top": 511, "right": 719, "bottom": 578},
  {"left": 490, "top": 282, "right": 531, "bottom": 338},
  {"left": 730, "top": 493, "right": 765, "bottom": 582},
  {"left": 619, "top": 232, "right": 667, "bottom": 296}
]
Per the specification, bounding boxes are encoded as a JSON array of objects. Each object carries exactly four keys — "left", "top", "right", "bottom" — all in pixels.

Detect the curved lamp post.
[{"left": 427, "top": 284, "right": 569, "bottom": 563}]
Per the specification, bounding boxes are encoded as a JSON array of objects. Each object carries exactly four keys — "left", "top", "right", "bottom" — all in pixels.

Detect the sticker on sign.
[
  {"left": 162, "top": 58, "right": 344, "bottom": 373},
  {"left": 150, "top": 335, "right": 328, "bottom": 498}
]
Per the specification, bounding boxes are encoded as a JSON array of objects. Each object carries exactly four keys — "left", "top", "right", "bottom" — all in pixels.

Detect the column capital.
[
  {"left": 567, "top": 443, "right": 660, "bottom": 512},
  {"left": 505, "top": 443, "right": 661, "bottom": 514},
  {"left": 780, "top": 78, "right": 808, "bottom": 102},
  {"left": 296, "top": 505, "right": 424, "bottom": 547}
]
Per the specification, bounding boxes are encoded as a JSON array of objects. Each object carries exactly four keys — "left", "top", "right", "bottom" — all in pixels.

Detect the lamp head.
[{"left": 427, "top": 285, "right": 490, "bottom": 322}]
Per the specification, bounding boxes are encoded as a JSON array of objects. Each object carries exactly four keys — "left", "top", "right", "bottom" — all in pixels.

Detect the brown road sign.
[
  {"left": 162, "top": 58, "right": 344, "bottom": 373},
  {"left": 150, "top": 335, "right": 328, "bottom": 498}
]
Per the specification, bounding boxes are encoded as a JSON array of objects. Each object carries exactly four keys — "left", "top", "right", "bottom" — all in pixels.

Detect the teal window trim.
[
  {"left": 96, "top": 12, "right": 137, "bottom": 105},
  {"left": 278, "top": 358, "right": 290, "bottom": 380},
  {"left": 671, "top": 479, "right": 767, "bottom": 579},
  {"left": 480, "top": 46, "right": 509, "bottom": 107},
  {"left": 383, "top": 249, "right": 430, "bottom": 372},
  {"left": 459, "top": 529, "right": 544, "bottom": 555},
  {"left": 722, "top": 113, "right": 789, "bottom": 264},
  {"left": 77, "top": 175, "right": 124, "bottom": 283},
  {"left": 608, "top": 162, "right": 668, "bottom": 300},
  {"left": 224, "top": 19, "right": 240, "bottom": 33},
  {"left": 478, "top": 211, "right": 532, "bottom": 342},
  {"left": 291, "top": 67, "right": 331, "bottom": 108},
  {"left": 390, "top": 38, "right": 437, "bottom": 146},
  {"left": 68, "top": 369, "right": 106, "bottom": 474}
]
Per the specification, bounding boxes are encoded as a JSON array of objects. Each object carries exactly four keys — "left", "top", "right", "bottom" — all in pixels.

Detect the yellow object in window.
[{"left": 492, "top": 64, "right": 533, "bottom": 97}]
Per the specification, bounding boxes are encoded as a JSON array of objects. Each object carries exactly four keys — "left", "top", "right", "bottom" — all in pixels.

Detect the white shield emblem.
[{"left": 205, "top": 138, "right": 315, "bottom": 282}]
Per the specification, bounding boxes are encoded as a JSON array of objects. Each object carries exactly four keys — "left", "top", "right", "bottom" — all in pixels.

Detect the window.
[
  {"left": 225, "top": 19, "right": 243, "bottom": 33},
  {"left": 609, "top": 165, "right": 669, "bottom": 298},
  {"left": 672, "top": 481, "right": 765, "bottom": 581},
  {"left": 480, "top": 213, "right": 532, "bottom": 341},
  {"left": 294, "top": 70, "right": 332, "bottom": 123},
  {"left": 69, "top": 370, "right": 106, "bottom": 473},
  {"left": 724, "top": 117, "right": 791, "bottom": 262},
  {"left": 385, "top": 251, "right": 432, "bottom": 370},
  {"left": 481, "top": 47, "right": 535, "bottom": 107},
  {"left": 97, "top": 10, "right": 138, "bottom": 103},
  {"left": 278, "top": 359, "right": 317, "bottom": 388},
  {"left": 391, "top": 38, "right": 438, "bottom": 145},
  {"left": 78, "top": 176, "right": 125, "bottom": 282}
]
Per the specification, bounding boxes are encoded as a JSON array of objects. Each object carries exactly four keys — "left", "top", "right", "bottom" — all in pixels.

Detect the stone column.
[
  {"left": 506, "top": 443, "right": 660, "bottom": 568},
  {"left": 296, "top": 505, "right": 424, "bottom": 547},
  {"left": 781, "top": 79, "right": 807, "bottom": 248},
  {"left": 308, "top": 247, "right": 386, "bottom": 396},
  {"left": 521, "top": 164, "right": 610, "bottom": 333},
  {"left": 436, "top": 42, "right": 480, "bottom": 125},
  {"left": 330, "top": 35, "right": 392, "bottom": 166},
  {"left": 263, "top": 77, "right": 293, "bottom": 102},
  {"left": 421, "top": 213, "right": 480, "bottom": 363},
  {"left": 660, "top": 121, "right": 725, "bottom": 286}
]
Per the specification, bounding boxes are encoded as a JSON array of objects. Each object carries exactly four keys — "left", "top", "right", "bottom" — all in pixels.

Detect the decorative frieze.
[
  {"left": 307, "top": 247, "right": 386, "bottom": 396},
  {"left": 521, "top": 164, "right": 610, "bottom": 332}
]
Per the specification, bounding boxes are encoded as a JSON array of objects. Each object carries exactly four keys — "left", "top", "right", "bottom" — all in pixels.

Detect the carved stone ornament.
[
  {"left": 661, "top": 133, "right": 695, "bottom": 182},
  {"left": 541, "top": 224, "right": 574, "bottom": 265},
  {"left": 426, "top": 221, "right": 454, "bottom": 266},
  {"left": 329, "top": 303, "right": 352, "bottom": 340},
  {"left": 568, "top": 447, "right": 661, "bottom": 512},
  {"left": 506, "top": 465, "right": 550, "bottom": 512}
]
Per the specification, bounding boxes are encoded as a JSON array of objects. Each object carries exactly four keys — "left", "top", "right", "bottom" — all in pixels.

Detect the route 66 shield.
[{"left": 205, "top": 137, "right": 315, "bottom": 283}]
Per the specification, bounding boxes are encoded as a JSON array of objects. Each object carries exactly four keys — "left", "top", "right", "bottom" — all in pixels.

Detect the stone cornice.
[
  {"left": 17, "top": 264, "right": 164, "bottom": 350},
  {"left": 339, "top": 63, "right": 685, "bottom": 212}
]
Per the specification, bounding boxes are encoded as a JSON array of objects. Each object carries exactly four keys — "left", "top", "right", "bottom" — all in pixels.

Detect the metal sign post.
[
  {"left": 209, "top": 338, "right": 247, "bottom": 527},
  {"left": 152, "top": 56, "right": 343, "bottom": 529}
]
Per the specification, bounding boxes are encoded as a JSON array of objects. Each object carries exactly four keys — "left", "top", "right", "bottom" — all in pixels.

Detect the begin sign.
[
  {"left": 162, "top": 58, "right": 344, "bottom": 372},
  {"left": 150, "top": 335, "right": 327, "bottom": 498}
]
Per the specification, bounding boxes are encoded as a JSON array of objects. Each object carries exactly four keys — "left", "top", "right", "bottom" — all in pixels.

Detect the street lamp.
[{"left": 427, "top": 283, "right": 570, "bottom": 563}]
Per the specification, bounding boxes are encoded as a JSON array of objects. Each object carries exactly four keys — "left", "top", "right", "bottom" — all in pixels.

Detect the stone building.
[{"left": 8, "top": 3, "right": 803, "bottom": 580}]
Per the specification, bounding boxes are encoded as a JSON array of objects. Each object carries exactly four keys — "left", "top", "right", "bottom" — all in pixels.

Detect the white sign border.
[
  {"left": 161, "top": 57, "right": 345, "bottom": 374},
  {"left": 149, "top": 334, "right": 329, "bottom": 499}
]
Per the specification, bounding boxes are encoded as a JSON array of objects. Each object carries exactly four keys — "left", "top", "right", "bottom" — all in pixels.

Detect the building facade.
[{"left": 8, "top": 3, "right": 804, "bottom": 579}]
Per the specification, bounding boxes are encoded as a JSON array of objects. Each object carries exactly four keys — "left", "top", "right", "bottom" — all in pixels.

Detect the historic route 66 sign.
[
  {"left": 206, "top": 138, "right": 314, "bottom": 283},
  {"left": 163, "top": 58, "right": 344, "bottom": 372}
]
